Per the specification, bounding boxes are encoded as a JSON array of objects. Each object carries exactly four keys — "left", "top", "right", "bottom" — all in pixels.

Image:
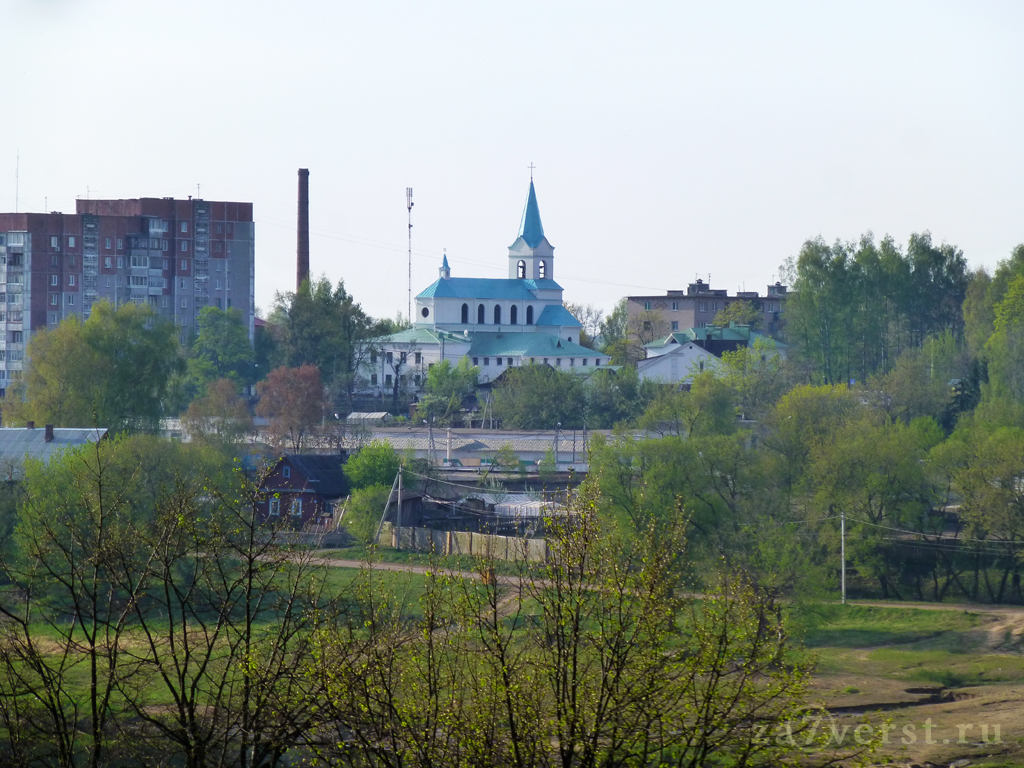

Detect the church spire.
[
  {"left": 517, "top": 181, "right": 545, "bottom": 249},
  {"left": 439, "top": 252, "right": 451, "bottom": 279}
]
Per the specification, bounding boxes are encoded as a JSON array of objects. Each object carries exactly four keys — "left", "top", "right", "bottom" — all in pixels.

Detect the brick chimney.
[
  {"left": 297, "top": 168, "right": 310, "bottom": 290},
  {"left": 44, "top": 424, "right": 54, "bottom": 442}
]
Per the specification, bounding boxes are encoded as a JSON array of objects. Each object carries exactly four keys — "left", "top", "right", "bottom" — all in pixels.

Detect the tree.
[
  {"left": 4, "top": 301, "right": 181, "bottom": 433},
  {"left": 344, "top": 440, "right": 401, "bottom": 490},
  {"left": 563, "top": 302, "right": 603, "bottom": 348},
  {"left": 345, "top": 484, "right": 393, "bottom": 544},
  {"left": 255, "top": 365, "right": 325, "bottom": 451},
  {"left": 187, "top": 306, "right": 254, "bottom": 395},
  {"left": 181, "top": 377, "right": 254, "bottom": 447},
  {"left": 492, "top": 364, "right": 586, "bottom": 429},
  {"left": 417, "top": 357, "right": 478, "bottom": 425},
  {"left": 713, "top": 299, "right": 761, "bottom": 330},
  {"left": 273, "top": 277, "right": 380, "bottom": 412},
  {"left": 717, "top": 336, "right": 786, "bottom": 420},
  {"left": 598, "top": 298, "right": 631, "bottom": 364}
]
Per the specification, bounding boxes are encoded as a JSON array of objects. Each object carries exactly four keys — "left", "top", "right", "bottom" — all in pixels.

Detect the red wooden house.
[{"left": 258, "top": 454, "right": 349, "bottom": 527}]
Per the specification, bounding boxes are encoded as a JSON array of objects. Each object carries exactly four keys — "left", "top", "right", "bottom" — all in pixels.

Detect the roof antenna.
[{"left": 406, "top": 187, "right": 414, "bottom": 323}]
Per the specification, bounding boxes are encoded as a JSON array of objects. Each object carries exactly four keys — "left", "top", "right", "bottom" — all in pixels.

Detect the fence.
[{"left": 378, "top": 523, "right": 548, "bottom": 562}]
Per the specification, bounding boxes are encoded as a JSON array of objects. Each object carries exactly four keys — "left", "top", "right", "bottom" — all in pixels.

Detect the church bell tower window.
[
  {"left": 517, "top": 260, "right": 526, "bottom": 279},
  {"left": 538, "top": 260, "right": 546, "bottom": 279}
]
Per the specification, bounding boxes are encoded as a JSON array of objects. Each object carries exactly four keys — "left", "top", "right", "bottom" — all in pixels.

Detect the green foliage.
[
  {"left": 713, "top": 299, "right": 762, "bottom": 330},
  {"left": 187, "top": 306, "right": 254, "bottom": 395},
  {"left": 344, "top": 439, "right": 401, "bottom": 490},
  {"left": 717, "top": 336, "right": 787, "bottom": 419},
  {"left": 4, "top": 301, "right": 182, "bottom": 433},
  {"left": 417, "top": 357, "right": 478, "bottom": 424},
  {"left": 584, "top": 365, "right": 658, "bottom": 428},
  {"left": 345, "top": 483, "right": 392, "bottom": 544},
  {"left": 492, "top": 363, "right": 586, "bottom": 429},
  {"left": 638, "top": 371, "right": 737, "bottom": 437}
]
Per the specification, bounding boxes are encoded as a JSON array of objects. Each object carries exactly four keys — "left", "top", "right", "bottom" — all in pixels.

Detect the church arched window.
[
  {"left": 477, "top": 304, "right": 485, "bottom": 324},
  {"left": 493, "top": 305, "right": 502, "bottom": 324},
  {"left": 510, "top": 305, "right": 518, "bottom": 324},
  {"left": 526, "top": 305, "right": 534, "bottom": 325},
  {"left": 538, "top": 260, "right": 546, "bottom": 279},
  {"left": 517, "top": 260, "right": 526, "bottom": 279},
  {"left": 461, "top": 303, "right": 468, "bottom": 323}
]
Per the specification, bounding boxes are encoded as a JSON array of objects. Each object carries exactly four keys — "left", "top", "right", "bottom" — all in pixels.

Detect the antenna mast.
[
  {"left": 406, "top": 188, "right": 414, "bottom": 322},
  {"left": 14, "top": 151, "right": 19, "bottom": 214}
]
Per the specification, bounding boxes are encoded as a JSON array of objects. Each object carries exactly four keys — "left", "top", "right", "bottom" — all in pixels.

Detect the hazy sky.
[{"left": 3, "top": 1, "right": 1023, "bottom": 321}]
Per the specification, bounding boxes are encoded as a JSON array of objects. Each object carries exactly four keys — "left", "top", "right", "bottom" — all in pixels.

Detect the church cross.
[{"left": 528, "top": 162, "right": 536, "bottom": 181}]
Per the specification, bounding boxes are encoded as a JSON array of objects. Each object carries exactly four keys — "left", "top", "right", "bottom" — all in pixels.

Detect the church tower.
[{"left": 508, "top": 181, "right": 555, "bottom": 280}]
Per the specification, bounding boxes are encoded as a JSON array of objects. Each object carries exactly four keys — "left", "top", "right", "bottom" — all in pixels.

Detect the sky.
[{"left": 2, "top": 0, "right": 1023, "bottom": 322}]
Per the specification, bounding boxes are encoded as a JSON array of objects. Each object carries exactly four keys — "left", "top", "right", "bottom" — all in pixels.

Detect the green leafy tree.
[
  {"left": 345, "top": 483, "right": 393, "bottom": 544},
  {"left": 713, "top": 299, "right": 761, "bottom": 330},
  {"left": 492, "top": 364, "right": 586, "bottom": 429},
  {"left": 187, "top": 306, "right": 254, "bottom": 395},
  {"left": 344, "top": 439, "right": 401, "bottom": 490},
  {"left": 5, "top": 302, "right": 181, "bottom": 433},
  {"left": 417, "top": 357, "right": 478, "bottom": 425}
]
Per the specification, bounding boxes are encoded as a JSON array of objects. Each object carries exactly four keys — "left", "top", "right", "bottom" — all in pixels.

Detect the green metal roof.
[
  {"left": 374, "top": 328, "right": 467, "bottom": 345},
  {"left": 467, "top": 333, "right": 604, "bottom": 358},
  {"left": 536, "top": 304, "right": 581, "bottom": 327},
  {"left": 516, "top": 181, "right": 545, "bottom": 248},
  {"left": 417, "top": 277, "right": 563, "bottom": 301}
]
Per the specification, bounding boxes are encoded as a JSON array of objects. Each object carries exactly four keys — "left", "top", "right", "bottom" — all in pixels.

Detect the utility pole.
[
  {"left": 406, "top": 188, "right": 413, "bottom": 323},
  {"left": 396, "top": 465, "right": 404, "bottom": 551},
  {"left": 841, "top": 510, "right": 846, "bottom": 605}
]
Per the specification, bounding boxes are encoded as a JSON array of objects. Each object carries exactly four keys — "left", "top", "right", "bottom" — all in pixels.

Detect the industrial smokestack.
[{"left": 297, "top": 168, "right": 310, "bottom": 290}]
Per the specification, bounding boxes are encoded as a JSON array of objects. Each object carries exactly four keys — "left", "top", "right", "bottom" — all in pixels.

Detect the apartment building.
[
  {"left": 625, "top": 278, "right": 788, "bottom": 336},
  {"left": 0, "top": 197, "right": 255, "bottom": 394}
]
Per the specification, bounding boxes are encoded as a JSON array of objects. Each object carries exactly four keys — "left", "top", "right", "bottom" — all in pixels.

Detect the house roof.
[
  {"left": 467, "top": 333, "right": 604, "bottom": 359},
  {"left": 283, "top": 454, "right": 349, "bottom": 499},
  {"left": 517, "top": 181, "right": 546, "bottom": 248},
  {"left": 417, "top": 277, "right": 563, "bottom": 300},
  {"left": 536, "top": 304, "right": 581, "bottom": 328},
  {"left": 0, "top": 427, "right": 107, "bottom": 468},
  {"left": 375, "top": 327, "right": 468, "bottom": 345}
]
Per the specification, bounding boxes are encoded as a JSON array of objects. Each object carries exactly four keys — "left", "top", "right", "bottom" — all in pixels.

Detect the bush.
[
  {"left": 344, "top": 440, "right": 400, "bottom": 489},
  {"left": 346, "top": 484, "right": 393, "bottom": 543}
]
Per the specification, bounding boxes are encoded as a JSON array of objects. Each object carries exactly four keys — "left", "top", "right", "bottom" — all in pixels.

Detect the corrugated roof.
[{"left": 0, "top": 427, "right": 107, "bottom": 466}]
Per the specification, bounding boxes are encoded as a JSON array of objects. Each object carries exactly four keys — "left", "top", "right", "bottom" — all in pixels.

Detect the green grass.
[{"left": 804, "top": 604, "right": 982, "bottom": 648}]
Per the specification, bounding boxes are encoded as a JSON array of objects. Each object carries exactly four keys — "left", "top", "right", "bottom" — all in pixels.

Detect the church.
[{"left": 368, "top": 181, "right": 610, "bottom": 394}]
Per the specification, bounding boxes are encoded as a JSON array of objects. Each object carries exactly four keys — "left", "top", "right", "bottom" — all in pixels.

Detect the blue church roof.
[
  {"left": 536, "top": 304, "right": 582, "bottom": 327},
  {"left": 417, "top": 277, "right": 562, "bottom": 300},
  {"left": 517, "top": 181, "right": 545, "bottom": 248}
]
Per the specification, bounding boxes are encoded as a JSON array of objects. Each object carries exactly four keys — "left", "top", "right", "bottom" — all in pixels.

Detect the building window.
[
  {"left": 69, "top": 256, "right": 75, "bottom": 267},
  {"left": 543, "top": 358, "right": 548, "bottom": 364},
  {"left": 477, "top": 304, "right": 484, "bottom": 324},
  {"left": 526, "top": 305, "right": 534, "bottom": 325},
  {"left": 49, "top": 294, "right": 57, "bottom": 306},
  {"left": 180, "top": 222, "right": 188, "bottom": 233},
  {"left": 643, "top": 321, "right": 652, "bottom": 331},
  {"left": 215, "top": 280, "right": 222, "bottom": 290},
  {"left": 291, "top": 497, "right": 303, "bottom": 516},
  {"left": 510, "top": 305, "right": 518, "bottom": 324},
  {"left": 68, "top": 236, "right": 75, "bottom": 248},
  {"left": 538, "top": 260, "right": 546, "bottom": 279},
  {"left": 67, "top": 295, "right": 75, "bottom": 306},
  {"left": 50, "top": 275, "right": 58, "bottom": 286},
  {"left": 181, "top": 260, "right": 187, "bottom": 271},
  {"left": 385, "top": 374, "right": 392, "bottom": 386},
  {"left": 282, "top": 465, "right": 291, "bottom": 478},
  {"left": 711, "top": 301, "right": 718, "bottom": 312},
  {"left": 698, "top": 301, "right": 706, "bottom": 312},
  {"left": 180, "top": 241, "right": 187, "bottom": 252},
  {"left": 671, "top": 321, "right": 679, "bottom": 331},
  {"left": 414, "top": 352, "right": 421, "bottom": 364},
  {"left": 555, "top": 358, "right": 562, "bottom": 366},
  {"left": 483, "top": 357, "right": 489, "bottom": 365},
  {"left": 595, "top": 359, "right": 601, "bottom": 366},
  {"left": 131, "top": 256, "right": 148, "bottom": 268},
  {"left": 68, "top": 275, "right": 75, "bottom": 286},
  {"left": 413, "top": 374, "right": 421, "bottom": 385},
  {"left": 50, "top": 313, "right": 58, "bottom": 325},
  {"left": 215, "top": 298, "right": 222, "bottom": 309},
  {"left": 400, "top": 351, "right": 407, "bottom": 363},
  {"left": 385, "top": 351, "right": 393, "bottom": 364},
  {"left": 215, "top": 261, "right": 222, "bottom": 272},
  {"left": 117, "top": 257, "right": 124, "bottom": 268},
  {"left": 370, "top": 373, "right": 377, "bottom": 385},
  {"left": 116, "top": 238, "right": 123, "bottom": 249},
  {"left": 517, "top": 260, "right": 526, "bottom": 278},
  {"left": 51, "top": 236, "right": 59, "bottom": 249},
  {"left": 105, "top": 278, "right": 111, "bottom": 287},
  {"left": 162, "top": 296, "right": 168, "bottom": 308},
  {"left": 12, "top": 332, "right": 22, "bottom": 343},
  {"left": 370, "top": 350, "right": 377, "bottom": 364},
  {"left": 104, "top": 256, "right": 112, "bottom": 269},
  {"left": 181, "top": 298, "right": 188, "bottom": 309},
  {"left": 472, "top": 357, "right": 479, "bottom": 365},
  {"left": 582, "top": 359, "right": 588, "bottom": 366},
  {"left": 215, "top": 242, "right": 223, "bottom": 252},
  {"left": 671, "top": 301, "right": 678, "bottom": 310},
  {"left": 161, "top": 240, "right": 168, "bottom": 251},
  {"left": 493, "top": 305, "right": 501, "bottom": 324},
  {"left": 269, "top": 498, "right": 280, "bottom": 516},
  {"left": 461, "top": 303, "right": 468, "bottom": 323}
]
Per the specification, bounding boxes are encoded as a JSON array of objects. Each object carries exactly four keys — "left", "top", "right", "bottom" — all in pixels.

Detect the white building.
[{"left": 369, "top": 182, "right": 610, "bottom": 393}]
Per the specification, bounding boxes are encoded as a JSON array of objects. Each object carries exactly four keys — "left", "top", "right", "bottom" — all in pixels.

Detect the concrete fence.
[{"left": 379, "top": 523, "right": 548, "bottom": 563}]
